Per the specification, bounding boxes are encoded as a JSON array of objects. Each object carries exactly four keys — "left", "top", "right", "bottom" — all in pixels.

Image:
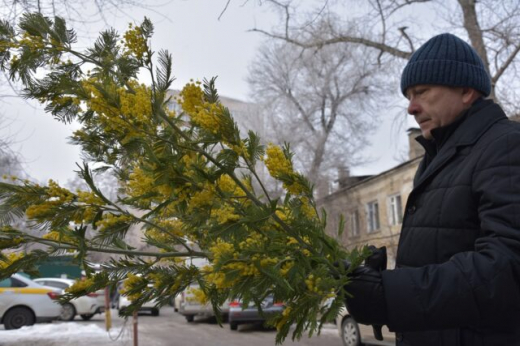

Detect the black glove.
[
  {"left": 344, "top": 245, "right": 388, "bottom": 329},
  {"left": 344, "top": 265, "right": 388, "bottom": 326}
]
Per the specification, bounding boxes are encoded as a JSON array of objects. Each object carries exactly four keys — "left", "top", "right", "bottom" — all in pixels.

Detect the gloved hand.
[{"left": 344, "top": 265, "right": 388, "bottom": 326}]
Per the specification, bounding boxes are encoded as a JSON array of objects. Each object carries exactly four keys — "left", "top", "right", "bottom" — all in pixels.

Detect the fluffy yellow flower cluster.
[
  {"left": 178, "top": 83, "right": 236, "bottom": 145},
  {"left": 217, "top": 174, "right": 238, "bottom": 194},
  {"left": 18, "top": 32, "right": 45, "bottom": 51},
  {"left": 209, "top": 239, "right": 235, "bottom": 261},
  {"left": 204, "top": 234, "right": 296, "bottom": 290},
  {"left": 42, "top": 230, "right": 77, "bottom": 245},
  {"left": 264, "top": 144, "right": 305, "bottom": 195},
  {"left": 125, "top": 165, "right": 155, "bottom": 206},
  {"left": 186, "top": 286, "right": 208, "bottom": 304},
  {"left": 47, "top": 180, "right": 74, "bottom": 202},
  {"left": 81, "top": 79, "right": 155, "bottom": 145},
  {"left": 94, "top": 213, "right": 133, "bottom": 231},
  {"left": 81, "top": 79, "right": 119, "bottom": 120},
  {"left": 304, "top": 274, "right": 323, "bottom": 293},
  {"left": 265, "top": 144, "right": 293, "bottom": 178},
  {"left": 121, "top": 273, "right": 146, "bottom": 301},
  {"left": 211, "top": 204, "right": 240, "bottom": 224},
  {"left": 205, "top": 268, "right": 235, "bottom": 289},
  {"left": 0, "top": 252, "right": 24, "bottom": 269},
  {"left": 123, "top": 24, "right": 148, "bottom": 60},
  {"left": 299, "top": 197, "right": 315, "bottom": 218},
  {"left": 279, "top": 260, "right": 294, "bottom": 276},
  {"left": 178, "top": 81, "right": 204, "bottom": 115},
  {"left": 25, "top": 180, "right": 74, "bottom": 220},
  {"left": 188, "top": 183, "right": 215, "bottom": 211},
  {"left": 118, "top": 81, "right": 153, "bottom": 126},
  {"left": 238, "top": 232, "right": 266, "bottom": 250},
  {"left": 25, "top": 203, "right": 54, "bottom": 220},
  {"left": 276, "top": 306, "right": 292, "bottom": 332},
  {"left": 66, "top": 277, "right": 95, "bottom": 294},
  {"left": 76, "top": 190, "right": 104, "bottom": 205},
  {"left": 286, "top": 236, "right": 312, "bottom": 256},
  {"left": 191, "top": 104, "right": 226, "bottom": 135},
  {"left": 145, "top": 219, "right": 184, "bottom": 244}
]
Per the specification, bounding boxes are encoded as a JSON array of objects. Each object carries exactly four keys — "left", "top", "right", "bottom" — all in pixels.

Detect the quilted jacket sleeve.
[{"left": 382, "top": 128, "right": 520, "bottom": 332}]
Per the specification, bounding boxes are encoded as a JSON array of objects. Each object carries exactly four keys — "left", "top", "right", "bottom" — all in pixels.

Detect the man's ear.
[{"left": 462, "top": 87, "right": 481, "bottom": 105}]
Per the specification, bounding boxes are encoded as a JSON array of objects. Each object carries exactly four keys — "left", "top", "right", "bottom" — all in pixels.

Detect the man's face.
[{"left": 406, "top": 85, "right": 467, "bottom": 140}]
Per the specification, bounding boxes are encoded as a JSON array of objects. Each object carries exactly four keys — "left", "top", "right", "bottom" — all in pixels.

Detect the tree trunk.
[{"left": 458, "top": 0, "right": 496, "bottom": 100}]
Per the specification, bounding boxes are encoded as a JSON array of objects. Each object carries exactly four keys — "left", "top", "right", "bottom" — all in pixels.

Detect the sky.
[{"left": 1, "top": 0, "right": 415, "bottom": 185}]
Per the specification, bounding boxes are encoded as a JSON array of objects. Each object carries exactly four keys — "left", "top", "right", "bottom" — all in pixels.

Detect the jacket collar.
[{"left": 412, "top": 99, "right": 506, "bottom": 189}]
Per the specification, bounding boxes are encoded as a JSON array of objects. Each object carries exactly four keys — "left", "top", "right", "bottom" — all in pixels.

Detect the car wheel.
[
  {"left": 341, "top": 317, "right": 361, "bottom": 346},
  {"left": 60, "top": 303, "right": 76, "bottom": 321},
  {"left": 185, "top": 315, "right": 194, "bottom": 322},
  {"left": 80, "top": 313, "right": 95, "bottom": 321},
  {"left": 230, "top": 322, "right": 238, "bottom": 331},
  {"left": 3, "top": 307, "right": 35, "bottom": 330},
  {"left": 151, "top": 308, "right": 159, "bottom": 316}
]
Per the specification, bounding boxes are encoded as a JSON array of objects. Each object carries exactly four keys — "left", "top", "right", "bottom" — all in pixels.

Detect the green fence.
[{"left": 35, "top": 255, "right": 82, "bottom": 279}]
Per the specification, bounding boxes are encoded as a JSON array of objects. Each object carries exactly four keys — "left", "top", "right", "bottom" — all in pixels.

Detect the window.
[
  {"left": 167, "top": 101, "right": 181, "bottom": 113},
  {"left": 389, "top": 194, "right": 403, "bottom": 225},
  {"left": 367, "top": 201, "right": 380, "bottom": 232},
  {"left": 350, "top": 210, "right": 360, "bottom": 237},
  {"left": 0, "top": 277, "right": 27, "bottom": 288},
  {"left": 0, "top": 278, "right": 10, "bottom": 287},
  {"left": 43, "top": 281, "right": 69, "bottom": 290}
]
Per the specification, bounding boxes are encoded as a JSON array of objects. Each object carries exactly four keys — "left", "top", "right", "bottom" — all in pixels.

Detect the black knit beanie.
[{"left": 400, "top": 33, "right": 491, "bottom": 97}]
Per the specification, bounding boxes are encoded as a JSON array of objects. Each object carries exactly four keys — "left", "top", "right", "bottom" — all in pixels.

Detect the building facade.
[{"left": 318, "top": 129, "right": 424, "bottom": 267}]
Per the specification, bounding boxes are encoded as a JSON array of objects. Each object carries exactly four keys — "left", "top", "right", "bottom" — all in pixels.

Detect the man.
[{"left": 344, "top": 33, "right": 520, "bottom": 345}]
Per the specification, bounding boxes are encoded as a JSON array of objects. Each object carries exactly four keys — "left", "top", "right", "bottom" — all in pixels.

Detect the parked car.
[
  {"left": 33, "top": 277, "right": 105, "bottom": 321},
  {"left": 336, "top": 305, "right": 395, "bottom": 346},
  {"left": 176, "top": 257, "right": 230, "bottom": 322},
  {"left": 173, "top": 293, "right": 182, "bottom": 312},
  {"left": 0, "top": 274, "right": 61, "bottom": 329},
  {"left": 228, "top": 296, "right": 284, "bottom": 331},
  {"left": 177, "top": 283, "right": 230, "bottom": 322},
  {"left": 116, "top": 281, "right": 160, "bottom": 316}
]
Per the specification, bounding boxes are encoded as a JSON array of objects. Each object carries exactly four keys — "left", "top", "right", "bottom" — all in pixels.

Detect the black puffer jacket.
[{"left": 382, "top": 99, "right": 520, "bottom": 346}]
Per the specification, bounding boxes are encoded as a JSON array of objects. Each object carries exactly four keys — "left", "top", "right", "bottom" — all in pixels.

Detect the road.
[{"left": 0, "top": 307, "right": 344, "bottom": 346}]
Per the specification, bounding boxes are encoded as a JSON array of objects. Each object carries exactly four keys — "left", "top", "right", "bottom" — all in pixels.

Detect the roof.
[{"left": 320, "top": 156, "right": 422, "bottom": 203}]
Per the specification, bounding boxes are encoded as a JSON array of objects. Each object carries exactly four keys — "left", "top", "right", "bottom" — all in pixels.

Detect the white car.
[
  {"left": 33, "top": 277, "right": 105, "bottom": 321},
  {"left": 336, "top": 305, "right": 395, "bottom": 346},
  {"left": 176, "top": 257, "right": 229, "bottom": 322},
  {"left": 116, "top": 281, "right": 160, "bottom": 316},
  {"left": 177, "top": 283, "right": 230, "bottom": 322},
  {"left": 118, "top": 294, "right": 160, "bottom": 316},
  {"left": 0, "top": 274, "right": 61, "bottom": 329}
]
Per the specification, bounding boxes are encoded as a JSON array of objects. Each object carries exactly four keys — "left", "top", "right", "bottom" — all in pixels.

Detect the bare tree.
[
  {"left": 250, "top": 0, "right": 520, "bottom": 115},
  {"left": 0, "top": 0, "right": 170, "bottom": 28},
  {"left": 248, "top": 21, "right": 393, "bottom": 193}
]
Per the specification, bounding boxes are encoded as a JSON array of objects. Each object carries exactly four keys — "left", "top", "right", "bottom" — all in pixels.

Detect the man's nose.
[{"left": 407, "top": 99, "right": 420, "bottom": 116}]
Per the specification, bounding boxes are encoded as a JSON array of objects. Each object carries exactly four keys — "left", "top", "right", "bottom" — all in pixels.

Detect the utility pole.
[{"left": 133, "top": 311, "right": 138, "bottom": 346}]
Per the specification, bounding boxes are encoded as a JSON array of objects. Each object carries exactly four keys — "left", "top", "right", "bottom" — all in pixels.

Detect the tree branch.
[
  {"left": 250, "top": 28, "right": 412, "bottom": 59},
  {"left": 492, "top": 44, "right": 520, "bottom": 84}
]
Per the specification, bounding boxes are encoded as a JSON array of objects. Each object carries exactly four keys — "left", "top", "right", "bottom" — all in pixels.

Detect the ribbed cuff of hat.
[{"left": 400, "top": 33, "right": 491, "bottom": 97}]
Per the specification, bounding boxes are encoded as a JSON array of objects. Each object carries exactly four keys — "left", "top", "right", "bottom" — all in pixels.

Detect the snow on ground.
[{"left": 0, "top": 322, "right": 133, "bottom": 346}]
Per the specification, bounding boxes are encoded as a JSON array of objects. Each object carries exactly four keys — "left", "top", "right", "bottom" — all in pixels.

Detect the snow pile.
[{"left": 0, "top": 322, "right": 132, "bottom": 346}]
